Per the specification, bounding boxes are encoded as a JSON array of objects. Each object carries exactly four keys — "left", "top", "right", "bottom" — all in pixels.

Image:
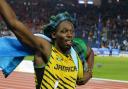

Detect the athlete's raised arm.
[{"left": 0, "top": 0, "right": 48, "bottom": 51}]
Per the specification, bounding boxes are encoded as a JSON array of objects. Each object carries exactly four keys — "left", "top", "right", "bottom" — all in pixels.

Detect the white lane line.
[
  {"left": 14, "top": 60, "right": 128, "bottom": 83},
  {"left": 92, "top": 78, "right": 128, "bottom": 83},
  {"left": 15, "top": 60, "right": 34, "bottom": 73}
]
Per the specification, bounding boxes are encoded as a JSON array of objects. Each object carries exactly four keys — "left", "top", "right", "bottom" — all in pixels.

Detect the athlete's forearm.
[
  {"left": 0, "top": 0, "right": 17, "bottom": 26},
  {"left": 86, "top": 47, "right": 94, "bottom": 71},
  {"left": 79, "top": 47, "right": 94, "bottom": 85},
  {"left": 0, "top": 0, "right": 40, "bottom": 48}
]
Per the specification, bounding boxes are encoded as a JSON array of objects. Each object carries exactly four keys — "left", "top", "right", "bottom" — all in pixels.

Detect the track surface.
[{"left": 0, "top": 71, "right": 128, "bottom": 89}]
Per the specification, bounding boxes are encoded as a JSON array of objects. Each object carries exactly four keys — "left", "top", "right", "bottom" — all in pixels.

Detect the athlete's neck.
[{"left": 54, "top": 44, "right": 71, "bottom": 55}]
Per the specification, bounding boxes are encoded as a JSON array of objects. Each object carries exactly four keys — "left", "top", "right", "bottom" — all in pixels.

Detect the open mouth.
[{"left": 65, "top": 40, "right": 72, "bottom": 46}]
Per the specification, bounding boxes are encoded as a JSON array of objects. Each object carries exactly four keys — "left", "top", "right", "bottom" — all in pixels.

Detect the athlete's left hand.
[{"left": 77, "top": 71, "right": 92, "bottom": 85}]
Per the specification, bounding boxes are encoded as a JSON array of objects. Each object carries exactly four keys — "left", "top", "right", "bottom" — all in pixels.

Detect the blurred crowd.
[{"left": 0, "top": 0, "right": 128, "bottom": 51}]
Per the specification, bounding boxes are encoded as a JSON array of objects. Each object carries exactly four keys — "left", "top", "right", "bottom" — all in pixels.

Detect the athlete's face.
[{"left": 52, "top": 20, "right": 74, "bottom": 51}]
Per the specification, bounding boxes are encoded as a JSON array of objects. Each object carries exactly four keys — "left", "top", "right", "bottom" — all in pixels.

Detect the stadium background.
[{"left": 0, "top": 0, "right": 128, "bottom": 82}]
